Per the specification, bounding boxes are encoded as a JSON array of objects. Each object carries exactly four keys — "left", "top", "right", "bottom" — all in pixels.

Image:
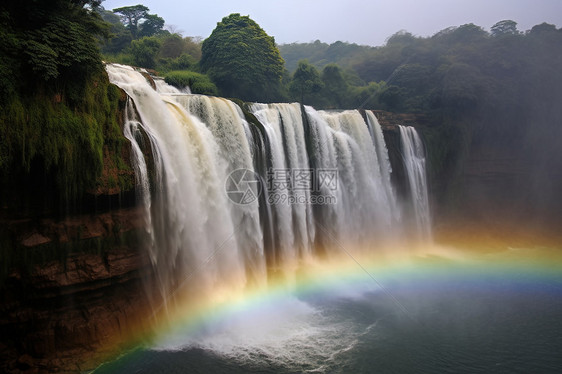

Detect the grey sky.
[{"left": 102, "top": 0, "right": 562, "bottom": 46}]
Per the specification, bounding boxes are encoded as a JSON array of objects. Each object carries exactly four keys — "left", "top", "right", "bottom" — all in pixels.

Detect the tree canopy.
[
  {"left": 491, "top": 20, "right": 520, "bottom": 37},
  {"left": 113, "top": 4, "right": 146, "bottom": 38},
  {"left": 0, "top": 0, "right": 109, "bottom": 100},
  {"left": 98, "top": 6, "right": 203, "bottom": 75},
  {"left": 289, "top": 60, "right": 323, "bottom": 104},
  {"left": 112, "top": 4, "right": 164, "bottom": 39},
  {"left": 0, "top": 0, "right": 131, "bottom": 213},
  {"left": 200, "top": 13, "right": 285, "bottom": 102},
  {"left": 279, "top": 40, "right": 373, "bottom": 73},
  {"left": 129, "top": 36, "right": 161, "bottom": 68}
]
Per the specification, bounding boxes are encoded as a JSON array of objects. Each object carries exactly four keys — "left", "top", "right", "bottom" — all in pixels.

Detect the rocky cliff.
[
  {"left": 0, "top": 204, "right": 155, "bottom": 373},
  {"left": 0, "top": 82, "right": 155, "bottom": 373},
  {"left": 458, "top": 139, "right": 562, "bottom": 228},
  {"left": 369, "top": 110, "right": 562, "bottom": 235}
]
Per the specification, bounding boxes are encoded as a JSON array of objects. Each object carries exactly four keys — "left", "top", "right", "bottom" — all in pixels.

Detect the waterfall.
[
  {"left": 154, "top": 76, "right": 192, "bottom": 94},
  {"left": 105, "top": 63, "right": 432, "bottom": 316},
  {"left": 398, "top": 125, "right": 432, "bottom": 241},
  {"left": 172, "top": 94, "right": 265, "bottom": 285},
  {"left": 302, "top": 108, "right": 399, "bottom": 247},
  {"left": 106, "top": 64, "right": 263, "bottom": 311},
  {"left": 365, "top": 111, "right": 399, "bottom": 223},
  {"left": 250, "top": 103, "right": 315, "bottom": 274}
]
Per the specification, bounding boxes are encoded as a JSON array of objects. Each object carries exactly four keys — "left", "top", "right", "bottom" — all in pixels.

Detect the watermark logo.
[
  {"left": 267, "top": 192, "right": 337, "bottom": 205},
  {"left": 225, "top": 168, "right": 262, "bottom": 205},
  {"left": 225, "top": 168, "right": 338, "bottom": 206}
]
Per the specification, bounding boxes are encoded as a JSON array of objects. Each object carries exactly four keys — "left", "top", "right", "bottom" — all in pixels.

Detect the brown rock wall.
[{"left": 0, "top": 207, "right": 153, "bottom": 373}]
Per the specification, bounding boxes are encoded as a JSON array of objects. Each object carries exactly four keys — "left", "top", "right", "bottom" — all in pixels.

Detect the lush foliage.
[
  {"left": 129, "top": 36, "right": 161, "bottom": 68},
  {"left": 349, "top": 22, "right": 562, "bottom": 212},
  {"left": 349, "top": 22, "right": 562, "bottom": 120},
  {"left": 99, "top": 4, "right": 202, "bottom": 71},
  {"left": 289, "top": 60, "right": 323, "bottom": 103},
  {"left": 200, "top": 13, "right": 285, "bottom": 102},
  {"left": 280, "top": 40, "right": 374, "bottom": 72},
  {"left": 99, "top": 6, "right": 207, "bottom": 90},
  {"left": 279, "top": 22, "right": 562, "bottom": 119},
  {"left": 164, "top": 71, "right": 218, "bottom": 95},
  {"left": 278, "top": 21, "right": 562, "bottom": 214},
  {"left": 112, "top": 4, "right": 164, "bottom": 39},
  {"left": 0, "top": 0, "right": 109, "bottom": 102},
  {"left": 99, "top": 9, "right": 133, "bottom": 54},
  {"left": 0, "top": 0, "right": 130, "bottom": 213}
]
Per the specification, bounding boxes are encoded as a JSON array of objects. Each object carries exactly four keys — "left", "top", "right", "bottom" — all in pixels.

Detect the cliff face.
[
  {"left": 372, "top": 110, "right": 430, "bottom": 128},
  {"left": 0, "top": 81, "right": 154, "bottom": 373},
  {"left": 371, "top": 111, "right": 429, "bottom": 211},
  {"left": 371, "top": 110, "right": 562, "bottom": 234},
  {"left": 459, "top": 140, "right": 562, "bottom": 228},
  {"left": 0, "top": 206, "right": 153, "bottom": 373}
]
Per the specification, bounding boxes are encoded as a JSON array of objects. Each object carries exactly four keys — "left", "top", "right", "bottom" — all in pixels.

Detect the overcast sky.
[{"left": 102, "top": 0, "right": 562, "bottom": 46}]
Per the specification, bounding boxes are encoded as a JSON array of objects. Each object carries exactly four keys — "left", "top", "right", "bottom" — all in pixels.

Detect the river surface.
[{"left": 94, "top": 247, "right": 562, "bottom": 374}]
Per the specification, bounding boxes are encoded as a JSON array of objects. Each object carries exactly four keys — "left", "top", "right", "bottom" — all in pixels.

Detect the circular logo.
[{"left": 225, "top": 168, "right": 262, "bottom": 205}]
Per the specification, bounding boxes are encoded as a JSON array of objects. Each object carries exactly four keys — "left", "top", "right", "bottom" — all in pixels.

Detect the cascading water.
[
  {"left": 250, "top": 103, "right": 315, "bottom": 275},
  {"left": 105, "top": 62, "right": 432, "bottom": 317},
  {"left": 365, "top": 111, "right": 398, "bottom": 222},
  {"left": 173, "top": 94, "right": 266, "bottom": 286},
  {"left": 398, "top": 125, "right": 432, "bottom": 241},
  {"left": 302, "top": 108, "right": 400, "bottom": 248},
  {"left": 106, "top": 64, "right": 264, "bottom": 312},
  {"left": 96, "top": 64, "right": 562, "bottom": 374}
]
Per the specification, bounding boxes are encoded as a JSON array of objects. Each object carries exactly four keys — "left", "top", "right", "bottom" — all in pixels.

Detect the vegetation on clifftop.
[
  {"left": 200, "top": 13, "right": 286, "bottom": 102},
  {"left": 164, "top": 70, "right": 218, "bottom": 95},
  {"left": 0, "top": 0, "right": 132, "bottom": 214}
]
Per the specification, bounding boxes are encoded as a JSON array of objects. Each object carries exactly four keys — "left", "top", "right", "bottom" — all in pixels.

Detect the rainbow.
[{"left": 93, "top": 240, "right": 562, "bottom": 372}]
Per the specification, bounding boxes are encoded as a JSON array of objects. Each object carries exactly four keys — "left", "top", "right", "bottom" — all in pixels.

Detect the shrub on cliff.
[{"left": 164, "top": 70, "right": 218, "bottom": 95}]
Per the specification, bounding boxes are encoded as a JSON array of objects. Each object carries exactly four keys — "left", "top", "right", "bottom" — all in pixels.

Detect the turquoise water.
[{"left": 95, "top": 253, "right": 562, "bottom": 373}]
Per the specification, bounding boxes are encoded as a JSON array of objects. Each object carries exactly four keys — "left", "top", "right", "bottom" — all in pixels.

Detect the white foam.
[{"left": 153, "top": 294, "right": 365, "bottom": 371}]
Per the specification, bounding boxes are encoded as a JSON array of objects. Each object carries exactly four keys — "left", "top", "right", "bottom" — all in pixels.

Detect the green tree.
[
  {"left": 350, "top": 81, "right": 386, "bottom": 109},
  {"left": 113, "top": 4, "right": 149, "bottom": 38},
  {"left": 0, "top": 0, "right": 110, "bottom": 101},
  {"left": 129, "top": 36, "right": 161, "bottom": 69},
  {"left": 385, "top": 30, "right": 417, "bottom": 46},
  {"left": 289, "top": 60, "right": 323, "bottom": 104},
  {"left": 139, "top": 13, "right": 165, "bottom": 37},
  {"left": 528, "top": 22, "right": 557, "bottom": 36},
  {"left": 491, "top": 20, "right": 519, "bottom": 37},
  {"left": 200, "top": 13, "right": 285, "bottom": 102},
  {"left": 279, "top": 40, "right": 375, "bottom": 73},
  {"left": 183, "top": 36, "right": 203, "bottom": 61},
  {"left": 378, "top": 85, "right": 407, "bottom": 112},
  {"left": 99, "top": 9, "right": 133, "bottom": 54},
  {"left": 0, "top": 0, "right": 131, "bottom": 213},
  {"left": 159, "top": 34, "right": 187, "bottom": 59},
  {"left": 439, "top": 63, "right": 487, "bottom": 115},
  {"left": 352, "top": 31, "right": 420, "bottom": 84},
  {"left": 320, "top": 64, "right": 349, "bottom": 108},
  {"left": 157, "top": 34, "right": 201, "bottom": 61},
  {"left": 434, "top": 23, "right": 489, "bottom": 47}
]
